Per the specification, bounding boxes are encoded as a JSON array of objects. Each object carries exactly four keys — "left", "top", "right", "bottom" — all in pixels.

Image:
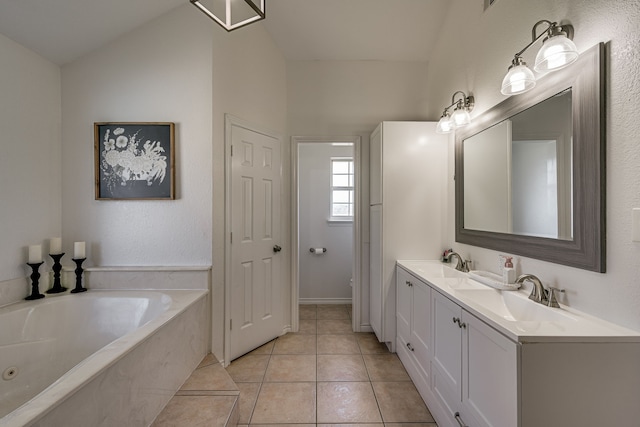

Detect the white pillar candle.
[
  {"left": 28, "top": 245, "right": 42, "bottom": 264},
  {"left": 74, "top": 242, "right": 86, "bottom": 259},
  {"left": 50, "top": 237, "right": 62, "bottom": 255}
]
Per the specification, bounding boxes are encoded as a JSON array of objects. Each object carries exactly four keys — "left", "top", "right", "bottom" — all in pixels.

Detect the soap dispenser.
[{"left": 503, "top": 257, "right": 515, "bottom": 284}]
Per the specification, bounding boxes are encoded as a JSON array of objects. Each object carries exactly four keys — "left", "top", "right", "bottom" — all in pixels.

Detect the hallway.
[{"left": 226, "top": 304, "right": 437, "bottom": 425}]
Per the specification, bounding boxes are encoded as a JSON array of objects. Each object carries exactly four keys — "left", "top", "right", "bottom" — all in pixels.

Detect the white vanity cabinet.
[
  {"left": 396, "top": 260, "right": 640, "bottom": 427},
  {"left": 432, "top": 291, "right": 517, "bottom": 427},
  {"left": 396, "top": 267, "right": 432, "bottom": 400}
]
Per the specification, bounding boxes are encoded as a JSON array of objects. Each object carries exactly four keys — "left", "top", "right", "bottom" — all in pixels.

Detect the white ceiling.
[{"left": 0, "top": 0, "right": 450, "bottom": 65}]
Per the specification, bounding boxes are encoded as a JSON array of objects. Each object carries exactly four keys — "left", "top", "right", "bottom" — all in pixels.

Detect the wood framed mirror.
[{"left": 455, "top": 43, "right": 605, "bottom": 272}]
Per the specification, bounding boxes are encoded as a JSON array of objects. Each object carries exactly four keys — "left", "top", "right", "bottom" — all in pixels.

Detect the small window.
[{"left": 330, "top": 157, "right": 354, "bottom": 221}]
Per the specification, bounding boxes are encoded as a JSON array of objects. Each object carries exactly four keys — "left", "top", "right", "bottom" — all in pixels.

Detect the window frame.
[{"left": 329, "top": 156, "right": 354, "bottom": 222}]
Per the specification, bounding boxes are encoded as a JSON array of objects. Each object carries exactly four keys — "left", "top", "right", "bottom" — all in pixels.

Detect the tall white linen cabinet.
[{"left": 369, "top": 121, "right": 449, "bottom": 349}]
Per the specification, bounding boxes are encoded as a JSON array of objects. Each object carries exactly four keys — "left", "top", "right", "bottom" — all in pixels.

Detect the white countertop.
[{"left": 397, "top": 260, "right": 640, "bottom": 343}]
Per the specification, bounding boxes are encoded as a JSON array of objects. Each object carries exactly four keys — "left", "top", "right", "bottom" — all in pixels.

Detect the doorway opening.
[{"left": 291, "top": 136, "right": 362, "bottom": 333}]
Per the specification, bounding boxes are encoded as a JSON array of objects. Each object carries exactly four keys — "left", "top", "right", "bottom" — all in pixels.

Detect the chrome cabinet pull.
[
  {"left": 452, "top": 316, "right": 459, "bottom": 325},
  {"left": 454, "top": 412, "right": 468, "bottom": 427},
  {"left": 405, "top": 280, "right": 413, "bottom": 287},
  {"left": 406, "top": 342, "right": 415, "bottom": 351}
]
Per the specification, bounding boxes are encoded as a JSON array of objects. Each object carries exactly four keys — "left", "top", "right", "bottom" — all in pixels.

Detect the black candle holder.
[
  {"left": 26, "top": 262, "right": 45, "bottom": 300},
  {"left": 46, "top": 253, "right": 67, "bottom": 294},
  {"left": 71, "top": 258, "right": 87, "bottom": 293}
]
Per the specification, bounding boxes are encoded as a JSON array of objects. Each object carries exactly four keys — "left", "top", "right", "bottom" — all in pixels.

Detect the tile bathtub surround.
[{"left": 227, "top": 304, "right": 438, "bottom": 426}]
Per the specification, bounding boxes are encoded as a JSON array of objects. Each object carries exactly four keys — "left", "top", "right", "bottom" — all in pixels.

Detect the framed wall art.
[{"left": 94, "top": 122, "right": 175, "bottom": 200}]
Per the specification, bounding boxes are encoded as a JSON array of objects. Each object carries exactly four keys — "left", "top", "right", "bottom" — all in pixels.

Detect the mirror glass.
[
  {"left": 455, "top": 43, "right": 605, "bottom": 272},
  {"left": 463, "top": 89, "right": 573, "bottom": 240}
]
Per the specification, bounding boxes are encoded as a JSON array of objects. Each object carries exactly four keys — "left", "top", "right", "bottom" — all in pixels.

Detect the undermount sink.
[{"left": 455, "top": 289, "right": 577, "bottom": 323}]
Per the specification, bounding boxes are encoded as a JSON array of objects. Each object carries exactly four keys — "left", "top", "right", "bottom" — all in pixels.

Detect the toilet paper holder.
[{"left": 309, "top": 247, "right": 327, "bottom": 254}]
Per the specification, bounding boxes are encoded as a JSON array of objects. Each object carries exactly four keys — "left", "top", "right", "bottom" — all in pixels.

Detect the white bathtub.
[{"left": 0, "top": 289, "right": 208, "bottom": 427}]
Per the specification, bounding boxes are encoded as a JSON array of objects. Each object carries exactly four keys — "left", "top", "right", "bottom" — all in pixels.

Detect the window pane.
[
  {"left": 333, "top": 204, "right": 350, "bottom": 216},
  {"left": 332, "top": 161, "right": 349, "bottom": 174},
  {"left": 333, "top": 175, "right": 350, "bottom": 187},
  {"left": 333, "top": 190, "right": 350, "bottom": 203}
]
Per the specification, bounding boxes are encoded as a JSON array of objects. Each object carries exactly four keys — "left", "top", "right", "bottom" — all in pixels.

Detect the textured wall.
[
  {"left": 0, "top": 34, "right": 61, "bottom": 283},
  {"left": 426, "top": 0, "right": 640, "bottom": 329},
  {"left": 61, "top": 5, "right": 212, "bottom": 267}
]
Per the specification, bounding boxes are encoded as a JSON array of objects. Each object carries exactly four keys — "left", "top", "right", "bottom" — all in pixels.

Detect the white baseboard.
[{"left": 299, "top": 298, "right": 352, "bottom": 305}]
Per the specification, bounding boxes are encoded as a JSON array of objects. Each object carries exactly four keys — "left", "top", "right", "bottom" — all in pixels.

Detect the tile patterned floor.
[{"left": 227, "top": 304, "right": 438, "bottom": 426}]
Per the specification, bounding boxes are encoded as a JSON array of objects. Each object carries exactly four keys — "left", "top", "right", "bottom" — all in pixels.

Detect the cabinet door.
[
  {"left": 370, "top": 125, "right": 382, "bottom": 205},
  {"left": 432, "top": 291, "right": 462, "bottom": 398},
  {"left": 411, "top": 278, "right": 431, "bottom": 379},
  {"left": 396, "top": 267, "right": 412, "bottom": 343},
  {"left": 369, "top": 205, "right": 382, "bottom": 339},
  {"left": 463, "top": 311, "right": 518, "bottom": 427}
]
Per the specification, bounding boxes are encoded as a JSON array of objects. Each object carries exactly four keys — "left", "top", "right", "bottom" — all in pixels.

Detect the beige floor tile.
[
  {"left": 196, "top": 353, "right": 219, "bottom": 368},
  {"left": 317, "top": 334, "right": 360, "bottom": 354},
  {"left": 317, "top": 304, "right": 351, "bottom": 319},
  {"left": 299, "top": 304, "right": 317, "bottom": 319},
  {"left": 384, "top": 423, "right": 437, "bottom": 427},
  {"left": 247, "top": 340, "right": 275, "bottom": 355},
  {"left": 297, "top": 318, "right": 317, "bottom": 334},
  {"left": 180, "top": 361, "right": 239, "bottom": 391},
  {"left": 372, "top": 382, "right": 435, "bottom": 423},
  {"left": 317, "top": 382, "right": 383, "bottom": 423},
  {"left": 264, "top": 354, "right": 317, "bottom": 382},
  {"left": 151, "top": 395, "right": 237, "bottom": 427},
  {"left": 317, "top": 425, "right": 382, "bottom": 427},
  {"left": 363, "top": 354, "right": 411, "bottom": 382},
  {"left": 356, "top": 333, "right": 391, "bottom": 354},
  {"left": 251, "top": 382, "right": 316, "bottom": 424},
  {"left": 236, "top": 382, "right": 260, "bottom": 424},
  {"left": 226, "top": 354, "right": 270, "bottom": 382},
  {"left": 317, "top": 354, "right": 368, "bottom": 382},
  {"left": 273, "top": 333, "right": 317, "bottom": 354},
  {"left": 317, "top": 318, "right": 354, "bottom": 334}
]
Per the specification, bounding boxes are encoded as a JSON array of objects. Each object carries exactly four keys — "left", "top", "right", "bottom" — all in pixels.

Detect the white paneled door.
[{"left": 229, "top": 118, "right": 283, "bottom": 361}]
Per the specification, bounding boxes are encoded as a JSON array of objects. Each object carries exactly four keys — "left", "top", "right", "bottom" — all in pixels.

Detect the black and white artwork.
[{"left": 94, "top": 122, "right": 175, "bottom": 200}]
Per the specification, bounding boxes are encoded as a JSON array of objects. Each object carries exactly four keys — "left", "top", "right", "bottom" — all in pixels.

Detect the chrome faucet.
[
  {"left": 444, "top": 251, "right": 470, "bottom": 273},
  {"left": 515, "top": 274, "right": 562, "bottom": 308}
]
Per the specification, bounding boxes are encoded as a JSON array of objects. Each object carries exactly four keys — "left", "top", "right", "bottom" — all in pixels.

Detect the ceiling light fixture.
[
  {"left": 436, "top": 91, "right": 475, "bottom": 134},
  {"left": 190, "top": 0, "right": 266, "bottom": 32},
  {"left": 501, "top": 20, "right": 578, "bottom": 96}
]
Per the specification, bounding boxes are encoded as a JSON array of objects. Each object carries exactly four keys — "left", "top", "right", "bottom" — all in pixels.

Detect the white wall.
[
  {"left": 0, "top": 33, "right": 61, "bottom": 283},
  {"left": 287, "top": 60, "right": 431, "bottom": 327},
  {"left": 427, "top": 0, "right": 640, "bottom": 330},
  {"left": 61, "top": 5, "right": 212, "bottom": 267},
  {"left": 298, "top": 143, "right": 353, "bottom": 302}
]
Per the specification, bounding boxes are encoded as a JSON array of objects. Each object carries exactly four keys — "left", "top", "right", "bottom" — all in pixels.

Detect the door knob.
[{"left": 273, "top": 245, "right": 282, "bottom": 253}]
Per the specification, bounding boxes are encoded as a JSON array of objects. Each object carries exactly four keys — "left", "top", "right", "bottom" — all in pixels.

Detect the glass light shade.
[
  {"left": 451, "top": 108, "right": 471, "bottom": 128},
  {"left": 436, "top": 115, "right": 454, "bottom": 134},
  {"left": 501, "top": 64, "right": 536, "bottom": 96},
  {"left": 534, "top": 34, "right": 579, "bottom": 72}
]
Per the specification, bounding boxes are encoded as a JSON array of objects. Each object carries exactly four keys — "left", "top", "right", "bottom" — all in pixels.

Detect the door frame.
[
  {"left": 290, "top": 136, "right": 362, "bottom": 333},
  {"left": 224, "top": 114, "right": 284, "bottom": 365}
]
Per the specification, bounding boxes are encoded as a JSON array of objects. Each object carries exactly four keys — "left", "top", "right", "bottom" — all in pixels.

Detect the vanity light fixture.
[
  {"left": 501, "top": 20, "right": 578, "bottom": 96},
  {"left": 436, "top": 91, "right": 475, "bottom": 134},
  {"left": 190, "top": 0, "right": 265, "bottom": 31}
]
